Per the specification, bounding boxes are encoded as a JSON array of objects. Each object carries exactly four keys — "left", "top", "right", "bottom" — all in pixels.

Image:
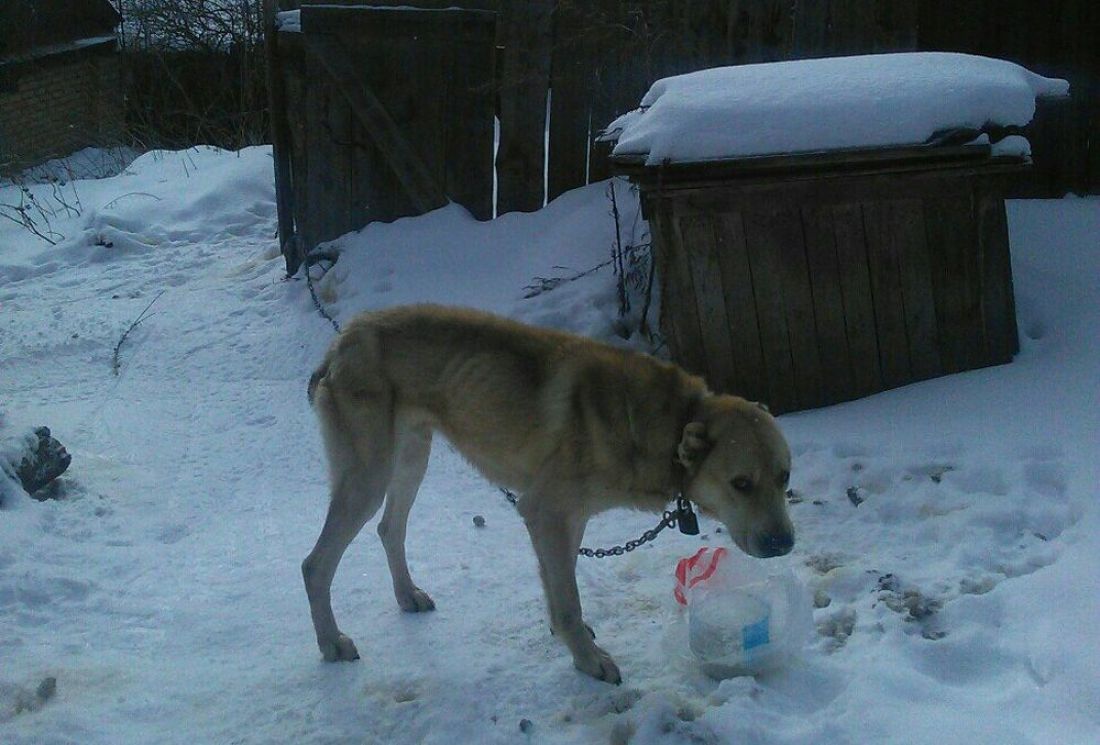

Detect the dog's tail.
[{"left": 307, "top": 358, "right": 330, "bottom": 405}]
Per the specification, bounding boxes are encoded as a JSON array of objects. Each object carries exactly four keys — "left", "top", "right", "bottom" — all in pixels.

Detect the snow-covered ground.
[{"left": 1, "top": 146, "right": 1097, "bottom": 745}]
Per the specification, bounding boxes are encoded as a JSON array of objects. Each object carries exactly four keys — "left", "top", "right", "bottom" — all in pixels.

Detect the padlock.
[{"left": 676, "top": 497, "right": 700, "bottom": 535}]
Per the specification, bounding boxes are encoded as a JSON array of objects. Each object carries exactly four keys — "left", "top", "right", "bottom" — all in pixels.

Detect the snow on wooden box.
[{"left": 607, "top": 54, "right": 1068, "bottom": 413}]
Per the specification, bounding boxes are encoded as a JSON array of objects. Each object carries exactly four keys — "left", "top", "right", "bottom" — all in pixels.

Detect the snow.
[
  {"left": 2, "top": 146, "right": 1098, "bottom": 745},
  {"left": 274, "top": 10, "right": 300, "bottom": 33},
  {"left": 604, "top": 53, "right": 1069, "bottom": 164}
]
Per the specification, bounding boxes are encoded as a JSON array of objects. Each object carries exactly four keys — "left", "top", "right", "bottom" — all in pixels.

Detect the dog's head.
[{"left": 676, "top": 396, "right": 794, "bottom": 559}]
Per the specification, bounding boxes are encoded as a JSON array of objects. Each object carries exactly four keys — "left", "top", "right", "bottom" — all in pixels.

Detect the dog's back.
[{"left": 310, "top": 304, "right": 705, "bottom": 493}]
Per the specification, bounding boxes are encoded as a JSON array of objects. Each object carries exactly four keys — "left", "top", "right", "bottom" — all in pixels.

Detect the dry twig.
[{"left": 112, "top": 290, "right": 166, "bottom": 376}]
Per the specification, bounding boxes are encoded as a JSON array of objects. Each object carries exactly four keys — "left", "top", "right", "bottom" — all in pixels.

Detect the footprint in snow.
[{"left": 791, "top": 443, "right": 1076, "bottom": 649}]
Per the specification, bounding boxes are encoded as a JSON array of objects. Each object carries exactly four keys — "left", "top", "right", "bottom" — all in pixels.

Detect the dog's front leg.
[{"left": 522, "top": 505, "right": 622, "bottom": 684}]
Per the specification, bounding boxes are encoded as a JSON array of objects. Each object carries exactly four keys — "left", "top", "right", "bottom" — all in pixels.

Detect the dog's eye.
[
  {"left": 778, "top": 470, "right": 790, "bottom": 487},
  {"left": 731, "top": 476, "right": 753, "bottom": 492}
]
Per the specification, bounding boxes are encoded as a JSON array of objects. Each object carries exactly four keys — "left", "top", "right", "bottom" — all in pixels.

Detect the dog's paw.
[
  {"left": 320, "top": 633, "right": 360, "bottom": 662},
  {"left": 396, "top": 586, "right": 436, "bottom": 613},
  {"left": 574, "top": 645, "right": 622, "bottom": 685}
]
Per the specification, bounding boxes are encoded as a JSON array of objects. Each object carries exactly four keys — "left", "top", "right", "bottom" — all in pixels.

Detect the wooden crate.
[{"left": 616, "top": 146, "right": 1025, "bottom": 413}]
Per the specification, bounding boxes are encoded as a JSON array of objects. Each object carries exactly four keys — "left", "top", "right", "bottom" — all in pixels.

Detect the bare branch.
[{"left": 112, "top": 290, "right": 166, "bottom": 376}]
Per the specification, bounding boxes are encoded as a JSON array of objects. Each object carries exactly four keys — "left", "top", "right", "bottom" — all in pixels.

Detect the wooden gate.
[{"left": 270, "top": 4, "right": 496, "bottom": 269}]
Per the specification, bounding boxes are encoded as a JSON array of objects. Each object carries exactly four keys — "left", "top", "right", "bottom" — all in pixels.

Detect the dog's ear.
[{"left": 676, "top": 421, "right": 712, "bottom": 471}]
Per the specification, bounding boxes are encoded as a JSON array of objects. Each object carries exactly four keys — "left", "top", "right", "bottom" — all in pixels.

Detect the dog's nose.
[{"left": 760, "top": 532, "right": 794, "bottom": 557}]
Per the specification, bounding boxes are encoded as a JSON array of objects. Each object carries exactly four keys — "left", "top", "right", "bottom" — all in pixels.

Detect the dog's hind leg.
[
  {"left": 303, "top": 386, "right": 394, "bottom": 662},
  {"left": 377, "top": 415, "right": 435, "bottom": 613}
]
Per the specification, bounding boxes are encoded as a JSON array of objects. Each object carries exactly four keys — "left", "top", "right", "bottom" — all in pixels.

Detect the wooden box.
[{"left": 616, "top": 146, "right": 1025, "bottom": 413}]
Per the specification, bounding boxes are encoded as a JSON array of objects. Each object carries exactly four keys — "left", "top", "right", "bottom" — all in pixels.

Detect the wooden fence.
[{"left": 266, "top": 0, "right": 1100, "bottom": 274}]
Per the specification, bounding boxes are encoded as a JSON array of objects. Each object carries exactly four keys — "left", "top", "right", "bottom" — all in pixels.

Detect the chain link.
[
  {"left": 305, "top": 259, "right": 341, "bottom": 333},
  {"left": 500, "top": 488, "right": 682, "bottom": 558},
  {"left": 578, "top": 510, "right": 679, "bottom": 557}
]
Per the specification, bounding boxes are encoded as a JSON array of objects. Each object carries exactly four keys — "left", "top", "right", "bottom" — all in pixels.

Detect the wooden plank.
[
  {"left": 975, "top": 187, "right": 1019, "bottom": 363},
  {"left": 680, "top": 214, "right": 738, "bottom": 394},
  {"left": 648, "top": 206, "right": 686, "bottom": 366},
  {"left": 739, "top": 206, "right": 800, "bottom": 413},
  {"left": 828, "top": 0, "right": 878, "bottom": 55},
  {"left": 890, "top": 198, "right": 942, "bottom": 381},
  {"left": 713, "top": 211, "right": 769, "bottom": 403},
  {"left": 587, "top": 0, "right": 649, "bottom": 185},
  {"left": 770, "top": 205, "right": 826, "bottom": 409},
  {"left": 800, "top": 204, "right": 856, "bottom": 403},
  {"left": 548, "top": 1, "right": 594, "bottom": 201},
  {"left": 496, "top": 0, "right": 552, "bottom": 214},
  {"left": 265, "top": 0, "right": 299, "bottom": 274},
  {"left": 611, "top": 143, "right": 995, "bottom": 182},
  {"left": 652, "top": 160, "right": 1026, "bottom": 219},
  {"left": 923, "top": 190, "right": 984, "bottom": 374},
  {"left": 831, "top": 203, "right": 883, "bottom": 398},
  {"left": 281, "top": 37, "right": 311, "bottom": 260},
  {"left": 1089, "top": 3, "right": 1100, "bottom": 193},
  {"left": 654, "top": 208, "right": 708, "bottom": 377},
  {"left": 874, "top": 0, "right": 918, "bottom": 51},
  {"left": 586, "top": 0, "right": 621, "bottom": 184},
  {"left": 303, "top": 33, "right": 448, "bottom": 215},
  {"left": 792, "top": 0, "right": 829, "bottom": 58},
  {"left": 755, "top": 0, "right": 795, "bottom": 63},
  {"left": 301, "top": 44, "right": 329, "bottom": 251},
  {"left": 443, "top": 18, "right": 495, "bottom": 220},
  {"left": 860, "top": 200, "right": 912, "bottom": 389},
  {"left": 327, "top": 64, "right": 356, "bottom": 239},
  {"left": 342, "top": 18, "right": 421, "bottom": 224}
]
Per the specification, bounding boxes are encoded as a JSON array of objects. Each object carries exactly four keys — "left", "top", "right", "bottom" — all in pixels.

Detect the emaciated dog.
[{"left": 303, "top": 304, "right": 794, "bottom": 684}]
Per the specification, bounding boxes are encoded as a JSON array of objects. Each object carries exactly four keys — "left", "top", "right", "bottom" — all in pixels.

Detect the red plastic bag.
[{"left": 674, "top": 547, "right": 730, "bottom": 606}]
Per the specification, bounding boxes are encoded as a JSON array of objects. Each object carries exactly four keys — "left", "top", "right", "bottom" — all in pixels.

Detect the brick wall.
[{"left": 0, "top": 45, "right": 124, "bottom": 170}]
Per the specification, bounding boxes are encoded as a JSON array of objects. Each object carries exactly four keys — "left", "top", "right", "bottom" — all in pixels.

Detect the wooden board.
[
  {"left": 976, "top": 186, "right": 1019, "bottom": 363},
  {"left": 923, "top": 190, "right": 984, "bottom": 374},
  {"left": 443, "top": 20, "right": 495, "bottom": 219},
  {"left": 265, "top": 0, "right": 299, "bottom": 273},
  {"left": 547, "top": 1, "right": 593, "bottom": 201},
  {"left": 889, "top": 198, "right": 942, "bottom": 381},
  {"left": 739, "top": 206, "right": 801, "bottom": 413},
  {"left": 678, "top": 213, "right": 738, "bottom": 394},
  {"left": 768, "top": 205, "right": 826, "bottom": 409},
  {"left": 713, "top": 211, "right": 768, "bottom": 403},
  {"left": 859, "top": 200, "right": 913, "bottom": 389},
  {"left": 495, "top": 0, "right": 552, "bottom": 214},
  {"left": 646, "top": 205, "right": 705, "bottom": 377},
  {"left": 830, "top": 202, "right": 883, "bottom": 399},
  {"left": 304, "top": 33, "right": 447, "bottom": 216},
  {"left": 800, "top": 204, "right": 856, "bottom": 403}
]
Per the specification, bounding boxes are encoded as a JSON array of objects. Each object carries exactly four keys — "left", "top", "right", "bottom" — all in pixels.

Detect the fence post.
[{"left": 264, "top": 0, "right": 300, "bottom": 275}]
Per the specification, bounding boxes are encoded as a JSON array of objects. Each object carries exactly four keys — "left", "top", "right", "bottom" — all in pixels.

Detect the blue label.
[{"left": 742, "top": 617, "right": 770, "bottom": 651}]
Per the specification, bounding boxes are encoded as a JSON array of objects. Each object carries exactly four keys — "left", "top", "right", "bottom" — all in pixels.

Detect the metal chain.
[
  {"left": 500, "top": 487, "right": 683, "bottom": 558},
  {"left": 305, "top": 260, "right": 341, "bottom": 333},
  {"left": 578, "top": 510, "right": 680, "bottom": 558}
]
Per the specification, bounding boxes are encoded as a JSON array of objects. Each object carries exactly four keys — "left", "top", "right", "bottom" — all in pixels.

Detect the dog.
[{"left": 303, "top": 304, "right": 794, "bottom": 684}]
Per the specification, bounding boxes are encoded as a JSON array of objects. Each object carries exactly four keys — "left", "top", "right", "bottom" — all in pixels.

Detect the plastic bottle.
[{"left": 675, "top": 547, "right": 811, "bottom": 678}]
